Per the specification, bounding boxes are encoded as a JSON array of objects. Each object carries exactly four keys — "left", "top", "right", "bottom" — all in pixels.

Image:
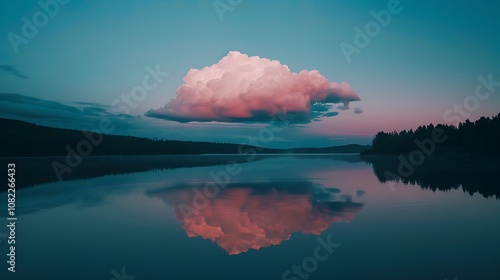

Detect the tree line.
[
  {"left": 0, "top": 118, "right": 270, "bottom": 156},
  {"left": 365, "top": 113, "right": 500, "bottom": 155}
]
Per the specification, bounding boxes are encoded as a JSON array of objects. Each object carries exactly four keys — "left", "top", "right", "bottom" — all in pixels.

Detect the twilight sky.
[{"left": 1, "top": 0, "right": 499, "bottom": 148}]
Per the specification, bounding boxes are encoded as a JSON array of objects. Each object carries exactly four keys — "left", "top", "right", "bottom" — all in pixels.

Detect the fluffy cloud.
[{"left": 147, "top": 51, "right": 360, "bottom": 123}]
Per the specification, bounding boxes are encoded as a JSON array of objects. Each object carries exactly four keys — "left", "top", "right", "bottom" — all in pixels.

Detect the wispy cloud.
[{"left": 0, "top": 65, "right": 29, "bottom": 79}]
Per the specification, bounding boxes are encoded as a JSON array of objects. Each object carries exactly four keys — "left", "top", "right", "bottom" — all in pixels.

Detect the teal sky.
[{"left": 1, "top": 0, "right": 499, "bottom": 147}]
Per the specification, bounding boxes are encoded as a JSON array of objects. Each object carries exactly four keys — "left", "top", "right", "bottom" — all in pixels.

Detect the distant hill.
[
  {"left": 0, "top": 118, "right": 369, "bottom": 157},
  {"left": 285, "top": 144, "right": 370, "bottom": 154}
]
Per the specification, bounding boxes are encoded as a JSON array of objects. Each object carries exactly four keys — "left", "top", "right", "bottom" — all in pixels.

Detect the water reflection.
[
  {"left": 148, "top": 181, "right": 363, "bottom": 254},
  {"left": 3, "top": 156, "right": 500, "bottom": 280},
  {"left": 4, "top": 155, "right": 499, "bottom": 201},
  {"left": 364, "top": 155, "right": 500, "bottom": 199}
]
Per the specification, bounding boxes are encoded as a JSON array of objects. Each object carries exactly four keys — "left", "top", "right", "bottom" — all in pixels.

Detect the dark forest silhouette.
[
  {"left": 0, "top": 118, "right": 368, "bottom": 157},
  {"left": 362, "top": 112, "right": 500, "bottom": 199},
  {"left": 364, "top": 113, "right": 500, "bottom": 155}
]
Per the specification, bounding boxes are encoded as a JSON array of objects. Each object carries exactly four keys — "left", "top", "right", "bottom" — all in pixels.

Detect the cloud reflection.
[{"left": 148, "top": 181, "right": 363, "bottom": 255}]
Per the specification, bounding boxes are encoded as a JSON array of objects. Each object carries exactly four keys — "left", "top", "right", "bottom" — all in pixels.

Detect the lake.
[{"left": 1, "top": 155, "right": 499, "bottom": 280}]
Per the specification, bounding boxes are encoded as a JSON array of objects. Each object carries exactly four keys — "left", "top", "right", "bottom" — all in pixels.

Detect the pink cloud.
[
  {"left": 147, "top": 51, "right": 360, "bottom": 123},
  {"left": 149, "top": 182, "right": 363, "bottom": 255}
]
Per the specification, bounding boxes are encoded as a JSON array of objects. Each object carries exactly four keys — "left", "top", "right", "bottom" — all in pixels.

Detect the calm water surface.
[{"left": 1, "top": 155, "right": 499, "bottom": 280}]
